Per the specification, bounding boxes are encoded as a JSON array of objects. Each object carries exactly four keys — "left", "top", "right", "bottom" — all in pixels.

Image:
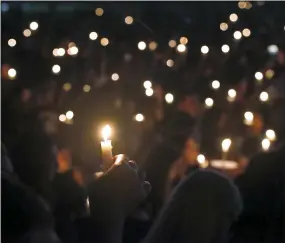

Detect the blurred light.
[
  {"left": 205, "top": 98, "right": 214, "bottom": 108},
  {"left": 166, "top": 59, "right": 174, "bottom": 67},
  {"left": 68, "top": 46, "right": 79, "bottom": 56},
  {"left": 83, "top": 85, "right": 91, "bottom": 92},
  {"left": 95, "top": 8, "right": 104, "bottom": 16},
  {"left": 259, "top": 91, "right": 269, "bottom": 102},
  {"left": 221, "top": 44, "right": 230, "bottom": 53},
  {"left": 177, "top": 44, "right": 186, "bottom": 53},
  {"left": 59, "top": 114, "right": 66, "bottom": 122},
  {"left": 125, "top": 16, "right": 133, "bottom": 25},
  {"left": 57, "top": 48, "right": 65, "bottom": 57},
  {"left": 227, "top": 89, "right": 237, "bottom": 102},
  {"left": 238, "top": 1, "right": 247, "bottom": 9},
  {"left": 165, "top": 93, "right": 174, "bottom": 104},
  {"left": 265, "top": 69, "right": 274, "bottom": 79},
  {"left": 149, "top": 41, "right": 157, "bottom": 51},
  {"left": 52, "top": 64, "right": 61, "bottom": 74},
  {"left": 267, "top": 45, "right": 279, "bottom": 54},
  {"left": 201, "top": 45, "right": 209, "bottom": 54},
  {"left": 265, "top": 129, "right": 276, "bottom": 141},
  {"left": 244, "top": 111, "right": 254, "bottom": 125},
  {"left": 29, "top": 21, "right": 38, "bottom": 31},
  {"left": 134, "top": 113, "right": 144, "bottom": 122},
  {"left": 111, "top": 73, "right": 119, "bottom": 81},
  {"left": 68, "top": 42, "right": 76, "bottom": 48},
  {"left": 197, "top": 154, "right": 206, "bottom": 164},
  {"left": 261, "top": 138, "right": 270, "bottom": 151},
  {"left": 8, "top": 68, "right": 17, "bottom": 79},
  {"left": 255, "top": 71, "right": 263, "bottom": 81},
  {"left": 179, "top": 37, "right": 188, "bottom": 45},
  {"left": 8, "top": 38, "right": 16, "bottom": 47},
  {"left": 222, "top": 138, "right": 232, "bottom": 152},
  {"left": 229, "top": 13, "right": 238, "bottom": 22},
  {"left": 220, "top": 22, "right": 228, "bottom": 31},
  {"left": 233, "top": 31, "right": 242, "bottom": 40},
  {"left": 168, "top": 40, "right": 177, "bottom": 48},
  {"left": 145, "top": 88, "right": 154, "bottom": 97},
  {"left": 138, "top": 41, "right": 146, "bottom": 50},
  {"left": 100, "top": 38, "right": 109, "bottom": 46},
  {"left": 143, "top": 80, "right": 152, "bottom": 89},
  {"left": 23, "top": 29, "right": 31, "bottom": 37},
  {"left": 211, "top": 80, "right": 220, "bottom": 90},
  {"left": 66, "top": 111, "right": 74, "bottom": 120},
  {"left": 242, "top": 28, "right": 251, "bottom": 37},
  {"left": 53, "top": 48, "right": 58, "bottom": 56},
  {"left": 89, "top": 32, "right": 98, "bottom": 40},
  {"left": 124, "top": 53, "right": 132, "bottom": 62},
  {"left": 63, "top": 83, "right": 72, "bottom": 91},
  {"left": 245, "top": 2, "right": 252, "bottom": 9}
]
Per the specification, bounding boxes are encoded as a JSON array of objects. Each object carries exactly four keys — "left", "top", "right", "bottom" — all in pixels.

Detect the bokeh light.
[
  {"left": 265, "top": 69, "right": 274, "bottom": 79},
  {"left": 59, "top": 114, "right": 66, "bottom": 122},
  {"left": 255, "top": 72, "right": 263, "bottom": 81},
  {"left": 125, "top": 16, "right": 134, "bottom": 25},
  {"left": 261, "top": 138, "right": 270, "bottom": 151},
  {"left": 168, "top": 40, "right": 177, "bottom": 48},
  {"left": 221, "top": 44, "right": 230, "bottom": 53},
  {"left": 111, "top": 73, "right": 119, "bottom": 81},
  {"left": 63, "top": 83, "right": 72, "bottom": 92},
  {"left": 166, "top": 59, "right": 174, "bottom": 67},
  {"left": 242, "top": 28, "right": 251, "bottom": 37},
  {"left": 89, "top": 32, "right": 98, "bottom": 40},
  {"left": 259, "top": 91, "right": 269, "bottom": 102},
  {"left": 57, "top": 48, "right": 65, "bottom": 57},
  {"left": 143, "top": 80, "right": 152, "bottom": 89},
  {"left": 8, "top": 38, "right": 16, "bottom": 47},
  {"left": 201, "top": 45, "right": 209, "bottom": 54},
  {"left": 229, "top": 13, "right": 238, "bottom": 22},
  {"left": 165, "top": 93, "right": 174, "bottom": 104},
  {"left": 233, "top": 31, "right": 242, "bottom": 40},
  {"left": 29, "top": 21, "right": 39, "bottom": 31},
  {"left": 8, "top": 68, "right": 17, "bottom": 79},
  {"left": 95, "top": 8, "right": 104, "bottom": 16},
  {"left": 66, "top": 111, "right": 74, "bottom": 120},
  {"left": 179, "top": 37, "right": 188, "bottom": 45},
  {"left": 134, "top": 113, "right": 144, "bottom": 122},
  {"left": 138, "top": 41, "right": 146, "bottom": 50},
  {"left": 220, "top": 22, "right": 228, "bottom": 31},
  {"left": 244, "top": 111, "right": 254, "bottom": 125},
  {"left": 211, "top": 80, "right": 220, "bottom": 90},
  {"left": 52, "top": 64, "right": 61, "bottom": 74},
  {"left": 267, "top": 45, "right": 279, "bottom": 54},
  {"left": 177, "top": 44, "right": 186, "bottom": 53},
  {"left": 197, "top": 154, "right": 206, "bottom": 164},
  {"left": 83, "top": 85, "right": 91, "bottom": 92},
  {"left": 23, "top": 29, "right": 32, "bottom": 37},
  {"left": 227, "top": 89, "right": 237, "bottom": 102},
  {"left": 149, "top": 41, "right": 157, "bottom": 51},
  {"left": 68, "top": 46, "right": 79, "bottom": 56},
  {"left": 101, "top": 38, "right": 109, "bottom": 46},
  {"left": 205, "top": 98, "right": 214, "bottom": 108},
  {"left": 265, "top": 129, "right": 276, "bottom": 141},
  {"left": 145, "top": 88, "right": 154, "bottom": 97}
]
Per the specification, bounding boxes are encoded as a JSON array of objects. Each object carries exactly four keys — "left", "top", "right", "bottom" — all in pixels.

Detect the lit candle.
[
  {"left": 221, "top": 138, "right": 231, "bottom": 160},
  {"left": 101, "top": 125, "right": 113, "bottom": 171}
]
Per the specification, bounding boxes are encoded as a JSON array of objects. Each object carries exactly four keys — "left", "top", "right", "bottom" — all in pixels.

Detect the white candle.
[
  {"left": 221, "top": 138, "right": 231, "bottom": 160},
  {"left": 101, "top": 125, "right": 113, "bottom": 171}
]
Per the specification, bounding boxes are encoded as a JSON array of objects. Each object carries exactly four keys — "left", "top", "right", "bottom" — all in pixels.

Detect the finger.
[
  {"left": 143, "top": 181, "right": 152, "bottom": 196},
  {"left": 128, "top": 160, "right": 138, "bottom": 173},
  {"left": 114, "top": 154, "right": 129, "bottom": 165}
]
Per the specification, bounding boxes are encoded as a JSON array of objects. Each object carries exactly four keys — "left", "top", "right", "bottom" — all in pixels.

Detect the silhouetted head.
[{"left": 146, "top": 169, "right": 242, "bottom": 243}]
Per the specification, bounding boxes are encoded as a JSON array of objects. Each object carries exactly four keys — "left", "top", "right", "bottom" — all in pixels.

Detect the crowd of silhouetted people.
[{"left": 2, "top": 85, "right": 284, "bottom": 243}]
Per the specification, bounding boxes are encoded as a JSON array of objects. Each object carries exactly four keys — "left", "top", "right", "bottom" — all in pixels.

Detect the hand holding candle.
[{"left": 101, "top": 125, "right": 113, "bottom": 171}]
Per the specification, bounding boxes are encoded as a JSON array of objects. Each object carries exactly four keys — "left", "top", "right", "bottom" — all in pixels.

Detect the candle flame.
[
  {"left": 102, "top": 125, "right": 111, "bottom": 141},
  {"left": 221, "top": 138, "right": 232, "bottom": 152}
]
